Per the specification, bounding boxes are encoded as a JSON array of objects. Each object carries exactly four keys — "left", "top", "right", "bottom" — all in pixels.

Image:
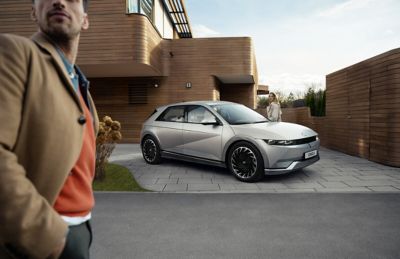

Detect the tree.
[{"left": 304, "top": 86, "right": 325, "bottom": 116}]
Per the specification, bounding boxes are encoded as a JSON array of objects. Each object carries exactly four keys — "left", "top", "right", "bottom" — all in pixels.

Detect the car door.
[
  {"left": 153, "top": 105, "right": 185, "bottom": 154},
  {"left": 183, "top": 105, "right": 223, "bottom": 161}
]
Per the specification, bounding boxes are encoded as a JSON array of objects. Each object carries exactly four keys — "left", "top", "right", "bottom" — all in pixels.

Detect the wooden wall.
[
  {"left": 368, "top": 49, "right": 400, "bottom": 166},
  {"left": 78, "top": 4, "right": 164, "bottom": 74},
  {"left": 274, "top": 48, "right": 400, "bottom": 167},
  {"left": 0, "top": 1, "right": 35, "bottom": 37},
  {"left": 326, "top": 48, "right": 400, "bottom": 167},
  {"left": 164, "top": 37, "right": 257, "bottom": 104},
  {"left": 221, "top": 84, "right": 255, "bottom": 108}
]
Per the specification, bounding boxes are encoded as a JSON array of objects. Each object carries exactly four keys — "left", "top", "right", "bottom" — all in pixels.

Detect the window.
[
  {"left": 157, "top": 106, "right": 185, "bottom": 122},
  {"left": 127, "top": 0, "right": 138, "bottom": 13},
  {"left": 140, "top": 0, "right": 153, "bottom": 18},
  {"left": 187, "top": 106, "right": 216, "bottom": 124},
  {"left": 126, "top": 0, "right": 153, "bottom": 20},
  {"left": 210, "top": 103, "right": 267, "bottom": 125}
]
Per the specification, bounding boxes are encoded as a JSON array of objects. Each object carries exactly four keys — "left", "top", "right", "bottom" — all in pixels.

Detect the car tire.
[
  {"left": 142, "top": 135, "right": 162, "bottom": 164},
  {"left": 227, "top": 141, "right": 264, "bottom": 182}
]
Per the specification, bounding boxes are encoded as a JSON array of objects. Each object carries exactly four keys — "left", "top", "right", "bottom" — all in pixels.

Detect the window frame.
[
  {"left": 126, "top": 0, "right": 154, "bottom": 22},
  {"left": 156, "top": 105, "right": 186, "bottom": 123}
]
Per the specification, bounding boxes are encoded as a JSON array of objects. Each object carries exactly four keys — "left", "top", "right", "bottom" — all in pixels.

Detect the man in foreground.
[{"left": 0, "top": 0, "right": 98, "bottom": 258}]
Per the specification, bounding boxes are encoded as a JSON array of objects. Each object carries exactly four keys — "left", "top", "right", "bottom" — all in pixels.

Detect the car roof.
[{"left": 157, "top": 100, "right": 237, "bottom": 109}]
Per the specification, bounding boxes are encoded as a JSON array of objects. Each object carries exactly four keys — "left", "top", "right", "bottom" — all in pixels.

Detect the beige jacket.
[{"left": 0, "top": 33, "right": 99, "bottom": 258}]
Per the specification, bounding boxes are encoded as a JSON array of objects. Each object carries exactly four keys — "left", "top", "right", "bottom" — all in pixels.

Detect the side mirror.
[{"left": 201, "top": 117, "right": 220, "bottom": 126}]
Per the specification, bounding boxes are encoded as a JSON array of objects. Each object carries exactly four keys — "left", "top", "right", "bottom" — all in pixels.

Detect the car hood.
[{"left": 231, "top": 122, "right": 318, "bottom": 140}]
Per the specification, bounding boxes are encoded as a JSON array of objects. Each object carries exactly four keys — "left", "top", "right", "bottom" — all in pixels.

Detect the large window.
[{"left": 126, "top": 0, "right": 153, "bottom": 20}]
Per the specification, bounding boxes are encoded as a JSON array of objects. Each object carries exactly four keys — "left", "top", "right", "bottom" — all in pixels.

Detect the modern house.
[{"left": 0, "top": 0, "right": 261, "bottom": 142}]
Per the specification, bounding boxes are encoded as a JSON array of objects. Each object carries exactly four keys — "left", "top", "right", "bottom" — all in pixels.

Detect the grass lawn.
[{"left": 93, "top": 163, "right": 149, "bottom": 192}]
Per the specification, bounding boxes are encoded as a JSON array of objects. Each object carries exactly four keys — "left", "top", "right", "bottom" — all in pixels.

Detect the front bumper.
[{"left": 264, "top": 155, "right": 320, "bottom": 175}]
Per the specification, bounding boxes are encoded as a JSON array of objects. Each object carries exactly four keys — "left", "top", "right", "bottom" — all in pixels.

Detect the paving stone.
[
  {"left": 390, "top": 173, "right": 400, "bottom": 180},
  {"left": 139, "top": 172, "right": 171, "bottom": 179},
  {"left": 218, "top": 184, "right": 237, "bottom": 191},
  {"left": 256, "top": 183, "right": 288, "bottom": 189},
  {"left": 275, "top": 188, "right": 316, "bottom": 193},
  {"left": 344, "top": 180, "right": 399, "bottom": 187},
  {"left": 317, "top": 181, "right": 350, "bottom": 188},
  {"left": 163, "top": 184, "right": 188, "bottom": 192},
  {"left": 355, "top": 175, "right": 398, "bottom": 180},
  {"left": 156, "top": 178, "right": 179, "bottom": 184},
  {"left": 234, "top": 183, "right": 260, "bottom": 190},
  {"left": 188, "top": 184, "right": 220, "bottom": 191},
  {"left": 137, "top": 178, "right": 158, "bottom": 185},
  {"left": 171, "top": 172, "right": 203, "bottom": 179},
  {"left": 321, "top": 176, "right": 359, "bottom": 182},
  {"left": 285, "top": 182, "right": 325, "bottom": 189},
  {"left": 178, "top": 178, "right": 212, "bottom": 184},
  {"left": 315, "top": 187, "right": 371, "bottom": 193},
  {"left": 140, "top": 184, "right": 166, "bottom": 192},
  {"left": 367, "top": 186, "right": 400, "bottom": 192},
  {"left": 211, "top": 178, "right": 238, "bottom": 184}
]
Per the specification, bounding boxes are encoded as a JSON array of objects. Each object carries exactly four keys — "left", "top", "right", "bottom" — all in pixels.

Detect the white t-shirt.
[{"left": 267, "top": 102, "right": 282, "bottom": 122}]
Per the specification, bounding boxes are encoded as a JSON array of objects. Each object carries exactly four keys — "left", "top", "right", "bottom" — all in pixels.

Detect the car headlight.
[{"left": 264, "top": 139, "right": 294, "bottom": 145}]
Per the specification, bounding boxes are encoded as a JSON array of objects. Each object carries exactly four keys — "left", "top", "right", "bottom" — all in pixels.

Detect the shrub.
[
  {"left": 257, "top": 96, "right": 268, "bottom": 108},
  {"left": 95, "top": 116, "right": 122, "bottom": 181},
  {"left": 305, "top": 87, "right": 326, "bottom": 116}
]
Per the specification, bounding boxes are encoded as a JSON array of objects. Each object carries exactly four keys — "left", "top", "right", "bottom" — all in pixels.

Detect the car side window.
[
  {"left": 187, "top": 106, "right": 215, "bottom": 124},
  {"left": 156, "top": 106, "right": 185, "bottom": 122}
]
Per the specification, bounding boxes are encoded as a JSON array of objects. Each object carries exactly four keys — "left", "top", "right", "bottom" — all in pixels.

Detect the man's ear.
[
  {"left": 82, "top": 13, "right": 89, "bottom": 30},
  {"left": 31, "top": 7, "right": 37, "bottom": 22}
]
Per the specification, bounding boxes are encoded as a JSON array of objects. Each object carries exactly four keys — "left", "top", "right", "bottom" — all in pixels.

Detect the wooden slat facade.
[{"left": 1, "top": 0, "right": 258, "bottom": 143}]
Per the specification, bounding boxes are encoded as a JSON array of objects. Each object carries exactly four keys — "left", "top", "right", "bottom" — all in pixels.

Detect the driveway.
[
  {"left": 92, "top": 193, "right": 400, "bottom": 259},
  {"left": 110, "top": 144, "right": 400, "bottom": 193}
]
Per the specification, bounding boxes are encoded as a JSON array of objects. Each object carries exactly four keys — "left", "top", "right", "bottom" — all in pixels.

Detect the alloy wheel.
[
  {"left": 143, "top": 138, "right": 157, "bottom": 163},
  {"left": 230, "top": 146, "right": 258, "bottom": 179}
]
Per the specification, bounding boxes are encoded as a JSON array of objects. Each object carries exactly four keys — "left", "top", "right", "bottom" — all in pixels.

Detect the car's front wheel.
[
  {"left": 228, "top": 141, "right": 264, "bottom": 182},
  {"left": 142, "top": 136, "right": 162, "bottom": 164}
]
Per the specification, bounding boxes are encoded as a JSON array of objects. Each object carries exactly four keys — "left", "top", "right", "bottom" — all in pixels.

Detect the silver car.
[{"left": 140, "top": 101, "right": 320, "bottom": 182}]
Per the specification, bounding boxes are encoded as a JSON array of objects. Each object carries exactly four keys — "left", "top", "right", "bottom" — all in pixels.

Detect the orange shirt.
[{"left": 54, "top": 93, "right": 96, "bottom": 217}]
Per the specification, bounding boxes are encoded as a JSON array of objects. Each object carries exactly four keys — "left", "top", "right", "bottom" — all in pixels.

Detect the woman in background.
[{"left": 267, "top": 92, "right": 282, "bottom": 122}]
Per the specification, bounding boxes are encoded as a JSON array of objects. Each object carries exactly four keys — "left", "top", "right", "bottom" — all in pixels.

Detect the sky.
[{"left": 184, "top": 0, "right": 400, "bottom": 95}]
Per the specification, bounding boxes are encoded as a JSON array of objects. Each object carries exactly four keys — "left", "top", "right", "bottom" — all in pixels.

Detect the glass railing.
[{"left": 126, "top": 0, "right": 153, "bottom": 21}]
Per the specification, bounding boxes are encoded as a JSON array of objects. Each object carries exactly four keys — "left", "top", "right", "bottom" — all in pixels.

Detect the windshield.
[{"left": 210, "top": 103, "right": 268, "bottom": 125}]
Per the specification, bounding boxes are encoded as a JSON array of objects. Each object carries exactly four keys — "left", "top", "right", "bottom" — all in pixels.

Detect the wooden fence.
[{"left": 258, "top": 48, "right": 399, "bottom": 167}]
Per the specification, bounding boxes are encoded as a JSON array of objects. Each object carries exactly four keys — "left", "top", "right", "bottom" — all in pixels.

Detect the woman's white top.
[{"left": 267, "top": 102, "right": 282, "bottom": 122}]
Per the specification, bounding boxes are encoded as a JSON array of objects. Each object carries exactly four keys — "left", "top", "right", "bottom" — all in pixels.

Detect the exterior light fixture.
[
  {"left": 186, "top": 82, "right": 192, "bottom": 88},
  {"left": 154, "top": 83, "right": 159, "bottom": 88}
]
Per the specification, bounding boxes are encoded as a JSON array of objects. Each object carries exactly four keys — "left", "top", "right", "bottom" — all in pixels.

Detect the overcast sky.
[{"left": 185, "top": 0, "right": 400, "bottom": 95}]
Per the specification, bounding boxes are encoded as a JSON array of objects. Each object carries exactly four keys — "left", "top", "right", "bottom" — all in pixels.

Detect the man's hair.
[{"left": 32, "top": 0, "right": 89, "bottom": 12}]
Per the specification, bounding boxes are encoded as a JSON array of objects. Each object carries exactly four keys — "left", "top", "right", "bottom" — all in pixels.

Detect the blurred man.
[{"left": 0, "top": 0, "right": 98, "bottom": 258}]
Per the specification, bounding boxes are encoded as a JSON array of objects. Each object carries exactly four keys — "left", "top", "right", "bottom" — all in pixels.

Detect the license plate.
[{"left": 304, "top": 150, "right": 318, "bottom": 159}]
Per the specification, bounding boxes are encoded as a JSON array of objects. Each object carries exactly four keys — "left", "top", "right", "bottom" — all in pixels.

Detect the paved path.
[
  {"left": 110, "top": 144, "right": 400, "bottom": 193},
  {"left": 92, "top": 193, "right": 400, "bottom": 259}
]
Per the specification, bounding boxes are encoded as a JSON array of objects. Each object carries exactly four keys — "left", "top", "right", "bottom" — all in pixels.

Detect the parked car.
[{"left": 140, "top": 101, "right": 320, "bottom": 182}]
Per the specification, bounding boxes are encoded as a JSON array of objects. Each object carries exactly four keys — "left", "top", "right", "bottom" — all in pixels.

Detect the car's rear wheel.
[
  {"left": 228, "top": 141, "right": 264, "bottom": 182},
  {"left": 142, "top": 136, "right": 162, "bottom": 164}
]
